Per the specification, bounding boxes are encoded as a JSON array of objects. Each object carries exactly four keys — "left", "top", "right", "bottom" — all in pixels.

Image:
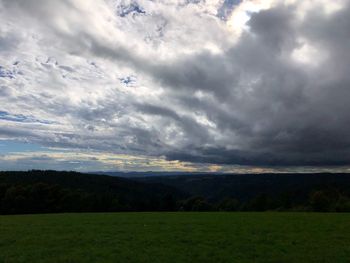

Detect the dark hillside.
[
  {"left": 134, "top": 173, "right": 350, "bottom": 209},
  {"left": 1, "top": 171, "right": 350, "bottom": 214},
  {"left": 0, "top": 171, "right": 186, "bottom": 214}
]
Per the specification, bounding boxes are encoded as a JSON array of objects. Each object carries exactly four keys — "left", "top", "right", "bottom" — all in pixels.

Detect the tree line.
[
  {"left": 1, "top": 183, "right": 350, "bottom": 214},
  {"left": 0, "top": 171, "right": 350, "bottom": 214},
  {"left": 178, "top": 189, "right": 350, "bottom": 212}
]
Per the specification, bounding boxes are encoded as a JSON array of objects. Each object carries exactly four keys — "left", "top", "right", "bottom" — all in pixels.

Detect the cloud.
[
  {"left": 0, "top": 110, "right": 54, "bottom": 124},
  {"left": 0, "top": 0, "right": 350, "bottom": 170}
]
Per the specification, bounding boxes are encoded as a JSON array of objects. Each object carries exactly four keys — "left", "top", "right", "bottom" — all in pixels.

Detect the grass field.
[{"left": 0, "top": 212, "right": 349, "bottom": 263}]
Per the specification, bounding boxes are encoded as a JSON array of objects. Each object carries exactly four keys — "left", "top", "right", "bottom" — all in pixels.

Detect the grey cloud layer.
[{"left": 1, "top": 0, "right": 350, "bottom": 167}]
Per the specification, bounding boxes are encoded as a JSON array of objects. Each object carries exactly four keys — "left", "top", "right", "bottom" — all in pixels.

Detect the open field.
[{"left": 0, "top": 212, "right": 349, "bottom": 263}]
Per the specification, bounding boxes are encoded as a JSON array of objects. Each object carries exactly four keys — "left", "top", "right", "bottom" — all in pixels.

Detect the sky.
[{"left": 0, "top": 0, "right": 350, "bottom": 173}]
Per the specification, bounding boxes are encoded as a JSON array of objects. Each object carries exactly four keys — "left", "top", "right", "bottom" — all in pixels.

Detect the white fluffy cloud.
[{"left": 1, "top": 0, "right": 350, "bottom": 171}]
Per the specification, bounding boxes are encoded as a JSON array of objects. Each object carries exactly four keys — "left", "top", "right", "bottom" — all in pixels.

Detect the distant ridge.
[
  {"left": 134, "top": 173, "right": 350, "bottom": 202},
  {"left": 89, "top": 171, "right": 221, "bottom": 178}
]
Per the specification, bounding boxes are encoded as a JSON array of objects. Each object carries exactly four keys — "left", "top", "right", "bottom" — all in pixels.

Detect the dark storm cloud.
[
  {"left": 154, "top": 3, "right": 350, "bottom": 166},
  {"left": 135, "top": 103, "right": 211, "bottom": 145},
  {"left": 1, "top": 0, "right": 350, "bottom": 168}
]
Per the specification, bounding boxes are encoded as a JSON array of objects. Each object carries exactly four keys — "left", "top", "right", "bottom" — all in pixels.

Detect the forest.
[{"left": 1, "top": 171, "right": 350, "bottom": 214}]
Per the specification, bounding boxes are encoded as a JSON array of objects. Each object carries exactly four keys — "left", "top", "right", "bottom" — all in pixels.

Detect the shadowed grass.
[{"left": 0, "top": 212, "right": 349, "bottom": 262}]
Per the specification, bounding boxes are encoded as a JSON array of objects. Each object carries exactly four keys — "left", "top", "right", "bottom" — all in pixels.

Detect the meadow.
[{"left": 0, "top": 212, "right": 349, "bottom": 263}]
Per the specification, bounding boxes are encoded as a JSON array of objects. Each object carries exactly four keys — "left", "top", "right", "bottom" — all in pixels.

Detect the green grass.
[{"left": 0, "top": 212, "right": 349, "bottom": 263}]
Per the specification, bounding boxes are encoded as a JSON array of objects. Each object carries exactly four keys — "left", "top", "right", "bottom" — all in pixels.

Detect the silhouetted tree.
[
  {"left": 246, "top": 193, "right": 273, "bottom": 211},
  {"left": 181, "top": 196, "right": 213, "bottom": 211},
  {"left": 160, "top": 193, "right": 176, "bottom": 211},
  {"left": 217, "top": 198, "right": 240, "bottom": 211},
  {"left": 309, "top": 191, "right": 332, "bottom": 212}
]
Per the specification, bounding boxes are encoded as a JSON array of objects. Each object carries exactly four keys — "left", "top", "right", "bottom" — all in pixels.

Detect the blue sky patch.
[
  {"left": 118, "top": 3, "right": 146, "bottom": 17},
  {"left": 0, "top": 65, "right": 15, "bottom": 79},
  {"left": 119, "top": 76, "right": 136, "bottom": 86},
  {"left": 0, "top": 111, "right": 54, "bottom": 124},
  {"left": 0, "top": 140, "right": 46, "bottom": 154},
  {"left": 217, "top": 0, "right": 241, "bottom": 20}
]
